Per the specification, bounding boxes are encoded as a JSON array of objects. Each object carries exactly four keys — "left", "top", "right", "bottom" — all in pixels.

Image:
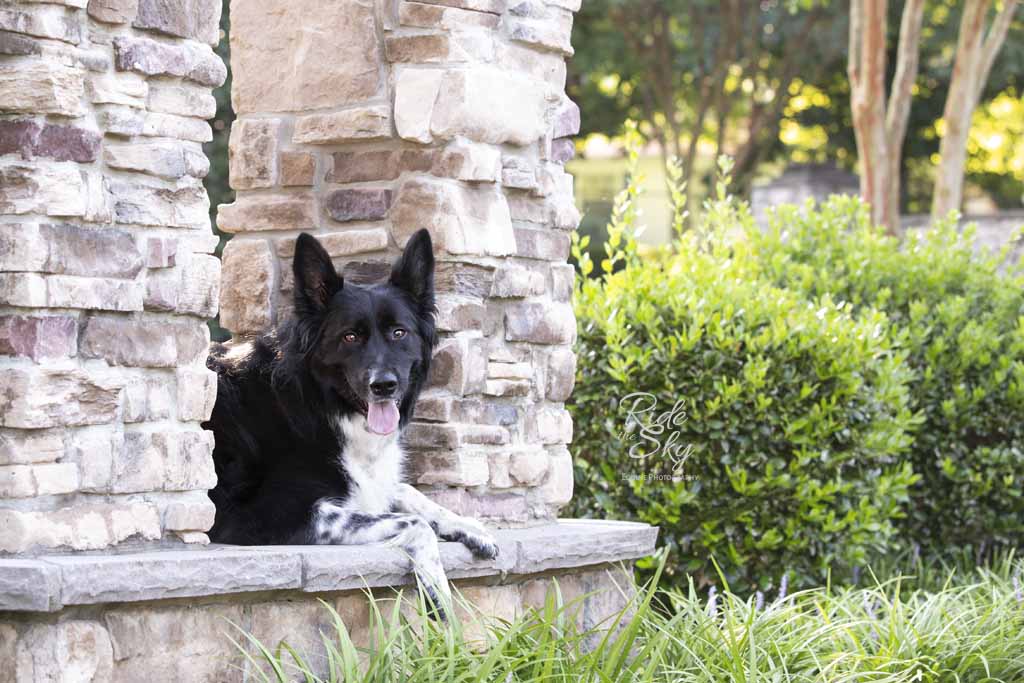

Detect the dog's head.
[{"left": 291, "top": 229, "right": 437, "bottom": 435}]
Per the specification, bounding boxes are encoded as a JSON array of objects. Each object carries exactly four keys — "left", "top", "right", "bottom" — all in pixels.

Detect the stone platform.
[{"left": 0, "top": 520, "right": 657, "bottom": 681}]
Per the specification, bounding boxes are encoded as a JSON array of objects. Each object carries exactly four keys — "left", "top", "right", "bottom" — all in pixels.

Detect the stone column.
[
  {"left": 0, "top": 0, "right": 224, "bottom": 552},
  {"left": 220, "top": 0, "right": 581, "bottom": 524}
]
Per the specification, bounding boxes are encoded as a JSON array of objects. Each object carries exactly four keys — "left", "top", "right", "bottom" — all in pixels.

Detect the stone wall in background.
[
  {"left": 219, "top": 0, "right": 583, "bottom": 524},
  {"left": 0, "top": 0, "right": 225, "bottom": 552}
]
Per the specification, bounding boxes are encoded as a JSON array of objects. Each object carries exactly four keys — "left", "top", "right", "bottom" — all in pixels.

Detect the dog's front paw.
[{"left": 460, "top": 531, "right": 499, "bottom": 560}]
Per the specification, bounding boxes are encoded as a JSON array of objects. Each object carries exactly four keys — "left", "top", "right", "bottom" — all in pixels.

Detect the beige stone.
[
  {"left": 293, "top": 104, "right": 392, "bottom": 145},
  {"left": 540, "top": 447, "right": 573, "bottom": 506},
  {"left": 89, "top": 72, "right": 148, "bottom": 108},
  {"left": 391, "top": 178, "right": 514, "bottom": 256},
  {"left": 432, "top": 138, "right": 501, "bottom": 182},
  {"left": 176, "top": 367, "right": 218, "bottom": 422},
  {"left": 216, "top": 193, "right": 316, "bottom": 233},
  {"left": 0, "top": 367, "right": 122, "bottom": 429},
  {"left": 229, "top": 118, "right": 280, "bottom": 190},
  {"left": 394, "top": 68, "right": 443, "bottom": 144},
  {"left": 0, "top": 431, "right": 64, "bottom": 466},
  {"left": 398, "top": 1, "right": 500, "bottom": 30},
  {"left": 0, "top": 61, "right": 85, "bottom": 116},
  {"left": 104, "top": 141, "right": 209, "bottom": 179},
  {"left": 410, "top": 449, "right": 489, "bottom": 487},
  {"left": 16, "top": 621, "right": 113, "bottom": 683},
  {"left": 220, "top": 238, "right": 275, "bottom": 335},
  {"left": 163, "top": 495, "right": 216, "bottom": 531},
  {"left": 429, "top": 67, "right": 551, "bottom": 145},
  {"left": 147, "top": 81, "right": 217, "bottom": 119},
  {"left": 277, "top": 228, "right": 388, "bottom": 258},
  {"left": 0, "top": 163, "right": 89, "bottom": 218},
  {"left": 280, "top": 151, "right": 316, "bottom": 186},
  {"left": 231, "top": 0, "right": 380, "bottom": 114},
  {"left": 510, "top": 450, "right": 549, "bottom": 486},
  {"left": 0, "top": 462, "right": 78, "bottom": 498}
]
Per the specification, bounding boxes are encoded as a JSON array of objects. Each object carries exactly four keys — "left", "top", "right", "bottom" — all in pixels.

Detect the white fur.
[{"left": 332, "top": 413, "right": 404, "bottom": 515}]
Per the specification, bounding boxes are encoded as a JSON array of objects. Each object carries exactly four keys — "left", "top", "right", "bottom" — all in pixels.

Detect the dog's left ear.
[{"left": 389, "top": 228, "right": 435, "bottom": 312}]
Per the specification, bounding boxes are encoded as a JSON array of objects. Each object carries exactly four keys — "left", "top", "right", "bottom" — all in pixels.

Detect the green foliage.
[
  {"left": 753, "top": 198, "right": 1024, "bottom": 556},
  {"left": 569, "top": 164, "right": 919, "bottom": 594},
  {"left": 241, "top": 558, "right": 1024, "bottom": 683}
]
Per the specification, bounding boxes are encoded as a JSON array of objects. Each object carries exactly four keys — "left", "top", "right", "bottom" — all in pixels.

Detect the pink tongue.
[{"left": 367, "top": 400, "right": 400, "bottom": 435}]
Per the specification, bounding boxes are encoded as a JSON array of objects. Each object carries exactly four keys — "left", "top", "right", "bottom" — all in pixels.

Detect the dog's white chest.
[{"left": 334, "top": 414, "right": 404, "bottom": 515}]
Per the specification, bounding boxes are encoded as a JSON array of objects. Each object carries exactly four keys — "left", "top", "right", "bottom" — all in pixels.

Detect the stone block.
[
  {"left": 432, "top": 138, "right": 501, "bottom": 182},
  {"left": 1, "top": 223, "right": 143, "bottom": 278},
  {"left": 0, "top": 5, "right": 81, "bottom": 45},
  {"left": 507, "top": 10, "right": 574, "bottom": 55},
  {"left": 217, "top": 193, "right": 315, "bottom": 233},
  {"left": 502, "top": 156, "right": 538, "bottom": 190},
  {"left": 176, "top": 253, "right": 220, "bottom": 317},
  {"left": 88, "top": 0, "right": 138, "bottom": 24},
  {"left": 552, "top": 96, "right": 580, "bottom": 138},
  {"left": 510, "top": 450, "right": 548, "bottom": 485},
  {"left": 122, "top": 373, "right": 173, "bottom": 423},
  {"left": 424, "top": 487, "right": 529, "bottom": 523},
  {"left": 46, "top": 275, "right": 145, "bottom": 312},
  {"left": 434, "top": 262, "right": 493, "bottom": 298},
  {"left": 0, "top": 367, "right": 122, "bottom": 429},
  {"left": 417, "top": 0, "right": 504, "bottom": 12},
  {"left": 410, "top": 449, "right": 489, "bottom": 486},
  {"left": 0, "top": 119, "right": 101, "bottom": 163},
  {"left": 398, "top": 1, "right": 500, "bottom": 29},
  {"left": 80, "top": 316, "right": 184, "bottom": 368},
  {"left": 494, "top": 40, "right": 565, "bottom": 89},
  {"left": 412, "top": 393, "right": 453, "bottom": 422},
  {"left": 0, "top": 273, "right": 46, "bottom": 307},
  {"left": 325, "top": 188, "right": 392, "bottom": 222},
  {"left": 0, "top": 163, "right": 91, "bottom": 218},
  {"left": 428, "top": 337, "right": 486, "bottom": 395},
  {"left": 0, "top": 61, "right": 84, "bottom": 116},
  {"left": 545, "top": 345, "right": 576, "bottom": 401},
  {"left": 0, "top": 29, "right": 40, "bottom": 56},
  {"left": 504, "top": 302, "right": 575, "bottom": 344},
  {"left": 228, "top": 118, "right": 279, "bottom": 189},
  {"left": 105, "top": 140, "right": 209, "bottom": 179},
  {"left": 483, "top": 378, "right": 530, "bottom": 397},
  {"left": 108, "top": 178, "right": 209, "bottom": 230},
  {"left": 293, "top": 104, "right": 392, "bottom": 144},
  {"left": 0, "top": 502, "right": 160, "bottom": 553},
  {"left": 527, "top": 406, "right": 573, "bottom": 444},
  {"left": 551, "top": 137, "right": 575, "bottom": 163},
  {"left": 394, "top": 68, "right": 443, "bottom": 144},
  {"left": 156, "top": 430, "right": 216, "bottom": 491},
  {"left": 0, "top": 462, "right": 79, "bottom": 498},
  {"left": 163, "top": 496, "right": 216, "bottom": 531},
  {"left": 112, "top": 35, "right": 226, "bottom": 87},
  {"left": 277, "top": 228, "right": 389, "bottom": 258},
  {"left": 176, "top": 366, "right": 218, "bottom": 422},
  {"left": 145, "top": 236, "right": 177, "bottom": 268},
  {"left": 428, "top": 67, "right": 550, "bottom": 145},
  {"left": 133, "top": 0, "right": 221, "bottom": 45},
  {"left": 391, "top": 177, "right": 514, "bottom": 256},
  {"left": 0, "top": 430, "right": 64, "bottom": 466},
  {"left": 15, "top": 622, "right": 113, "bottom": 683},
  {"left": 147, "top": 81, "right": 216, "bottom": 119},
  {"left": 487, "top": 361, "right": 532, "bottom": 380},
  {"left": 328, "top": 148, "right": 432, "bottom": 183},
  {"left": 89, "top": 72, "right": 148, "bottom": 108},
  {"left": 99, "top": 105, "right": 213, "bottom": 143},
  {"left": 491, "top": 264, "right": 545, "bottom": 298},
  {"left": 550, "top": 263, "right": 574, "bottom": 302},
  {"left": 513, "top": 226, "right": 570, "bottom": 261},
  {"left": 539, "top": 447, "right": 573, "bottom": 505},
  {"left": 68, "top": 429, "right": 117, "bottom": 492},
  {"left": 0, "top": 315, "right": 77, "bottom": 362},
  {"left": 280, "top": 151, "right": 316, "bottom": 186},
  {"left": 231, "top": 0, "right": 380, "bottom": 114},
  {"left": 435, "top": 295, "right": 485, "bottom": 331},
  {"left": 220, "top": 238, "right": 274, "bottom": 334}
]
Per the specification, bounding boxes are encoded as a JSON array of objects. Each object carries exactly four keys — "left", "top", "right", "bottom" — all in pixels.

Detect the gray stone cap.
[{"left": 0, "top": 519, "right": 658, "bottom": 613}]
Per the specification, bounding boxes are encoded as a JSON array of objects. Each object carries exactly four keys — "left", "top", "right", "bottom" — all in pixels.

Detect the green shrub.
[
  {"left": 568, "top": 169, "right": 918, "bottom": 594},
  {"left": 753, "top": 197, "right": 1024, "bottom": 554}
]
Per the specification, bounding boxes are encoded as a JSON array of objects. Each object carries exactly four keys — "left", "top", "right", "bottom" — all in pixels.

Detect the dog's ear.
[
  {"left": 293, "top": 233, "right": 342, "bottom": 315},
  {"left": 389, "top": 228, "right": 435, "bottom": 313}
]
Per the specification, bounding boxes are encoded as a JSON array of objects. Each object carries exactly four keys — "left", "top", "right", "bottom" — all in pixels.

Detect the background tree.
[
  {"left": 932, "top": 0, "right": 1019, "bottom": 218},
  {"left": 568, "top": 0, "right": 847, "bottom": 203}
]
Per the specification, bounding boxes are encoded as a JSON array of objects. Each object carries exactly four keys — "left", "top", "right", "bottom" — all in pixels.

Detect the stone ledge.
[{"left": 0, "top": 520, "right": 657, "bottom": 612}]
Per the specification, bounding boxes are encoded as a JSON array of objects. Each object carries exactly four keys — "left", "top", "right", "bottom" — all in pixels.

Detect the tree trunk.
[
  {"left": 884, "top": 0, "right": 926, "bottom": 222},
  {"left": 849, "top": 0, "right": 895, "bottom": 230},
  {"left": 932, "top": 0, "right": 1018, "bottom": 219}
]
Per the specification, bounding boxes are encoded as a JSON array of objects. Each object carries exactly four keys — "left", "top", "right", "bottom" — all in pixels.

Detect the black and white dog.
[{"left": 202, "top": 229, "right": 497, "bottom": 610}]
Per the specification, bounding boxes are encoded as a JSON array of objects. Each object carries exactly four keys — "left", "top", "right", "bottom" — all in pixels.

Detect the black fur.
[{"left": 202, "top": 230, "right": 438, "bottom": 545}]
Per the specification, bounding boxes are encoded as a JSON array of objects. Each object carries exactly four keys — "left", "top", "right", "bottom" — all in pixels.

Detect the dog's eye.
[
  {"left": 342, "top": 332, "right": 359, "bottom": 343},
  {"left": 392, "top": 328, "right": 407, "bottom": 340}
]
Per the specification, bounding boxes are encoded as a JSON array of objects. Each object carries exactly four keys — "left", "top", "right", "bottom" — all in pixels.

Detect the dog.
[{"left": 202, "top": 229, "right": 498, "bottom": 612}]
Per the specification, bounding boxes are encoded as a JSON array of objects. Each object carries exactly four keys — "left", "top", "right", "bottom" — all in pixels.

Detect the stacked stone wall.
[
  {"left": 220, "top": 0, "right": 583, "bottom": 524},
  {"left": 0, "top": 0, "right": 225, "bottom": 553}
]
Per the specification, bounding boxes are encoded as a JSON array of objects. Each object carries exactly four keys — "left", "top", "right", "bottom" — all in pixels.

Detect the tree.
[
  {"left": 568, "top": 0, "right": 846, "bottom": 202},
  {"left": 932, "top": 0, "right": 1019, "bottom": 218},
  {"left": 848, "top": 0, "right": 926, "bottom": 231}
]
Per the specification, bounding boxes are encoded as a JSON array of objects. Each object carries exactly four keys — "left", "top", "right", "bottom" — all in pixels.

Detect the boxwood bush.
[
  {"left": 753, "top": 197, "right": 1024, "bottom": 555},
  {"left": 568, "top": 180, "right": 919, "bottom": 594}
]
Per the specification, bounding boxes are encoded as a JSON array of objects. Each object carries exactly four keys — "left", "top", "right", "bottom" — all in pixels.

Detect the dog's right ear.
[{"left": 293, "top": 233, "right": 342, "bottom": 316}]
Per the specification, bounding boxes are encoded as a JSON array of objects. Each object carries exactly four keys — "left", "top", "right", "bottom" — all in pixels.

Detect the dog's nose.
[{"left": 369, "top": 371, "right": 398, "bottom": 398}]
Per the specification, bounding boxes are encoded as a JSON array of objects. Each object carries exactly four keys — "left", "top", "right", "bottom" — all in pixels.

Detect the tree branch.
[{"left": 975, "top": 0, "right": 1019, "bottom": 102}]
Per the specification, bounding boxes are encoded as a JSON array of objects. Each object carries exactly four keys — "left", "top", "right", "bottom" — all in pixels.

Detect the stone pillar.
[
  {"left": 220, "top": 0, "right": 582, "bottom": 524},
  {"left": 0, "top": 0, "right": 225, "bottom": 552}
]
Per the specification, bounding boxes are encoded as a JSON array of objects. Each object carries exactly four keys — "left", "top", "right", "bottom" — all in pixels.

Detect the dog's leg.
[
  {"left": 311, "top": 499, "right": 452, "bottom": 616},
  {"left": 392, "top": 483, "right": 499, "bottom": 560}
]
